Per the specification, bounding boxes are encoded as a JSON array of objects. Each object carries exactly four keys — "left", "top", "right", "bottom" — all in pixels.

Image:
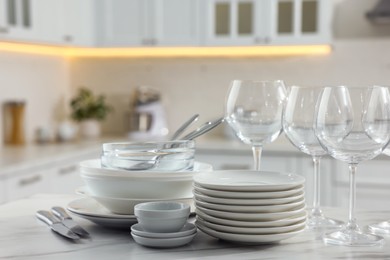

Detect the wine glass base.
[
  {"left": 368, "top": 221, "right": 390, "bottom": 235},
  {"left": 323, "top": 228, "right": 384, "bottom": 247},
  {"left": 306, "top": 215, "right": 344, "bottom": 230}
]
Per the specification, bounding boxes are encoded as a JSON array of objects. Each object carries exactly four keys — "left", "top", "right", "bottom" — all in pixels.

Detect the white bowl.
[
  {"left": 80, "top": 159, "right": 212, "bottom": 179},
  {"left": 79, "top": 160, "right": 212, "bottom": 199},
  {"left": 134, "top": 201, "right": 190, "bottom": 233}
]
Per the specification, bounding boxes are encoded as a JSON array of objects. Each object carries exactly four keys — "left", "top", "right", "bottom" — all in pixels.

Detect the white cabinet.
[
  {"left": 98, "top": 0, "right": 200, "bottom": 47},
  {"left": 333, "top": 157, "right": 390, "bottom": 210},
  {"left": 203, "top": 0, "right": 331, "bottom": 46}
]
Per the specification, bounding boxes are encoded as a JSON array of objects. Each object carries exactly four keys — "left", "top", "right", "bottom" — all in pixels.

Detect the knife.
[
  {"left": 51, "top": 206, "right": 89, "bottom": 237},
  {"left": 36, "top": 210, "right": 80, "bottom": 240}
]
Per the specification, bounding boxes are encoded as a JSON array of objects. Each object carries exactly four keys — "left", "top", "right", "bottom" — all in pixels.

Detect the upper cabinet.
[
  {"left": 97, "top": 0, "right": 200, "bottom": 47},
  {"left": 203, "top": 0, "right": 331, "bottom": 46},
  {"left": 0, "top": 0, "right": 331, "bottom": 47}
]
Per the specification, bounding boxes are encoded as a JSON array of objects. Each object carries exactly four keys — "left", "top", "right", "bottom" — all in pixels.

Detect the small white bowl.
[{"left": 134, "top": 201, "right": 190, "bottom": 233}]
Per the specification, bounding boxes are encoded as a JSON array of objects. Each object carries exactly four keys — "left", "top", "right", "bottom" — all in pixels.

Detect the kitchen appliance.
[
  {"left": 126, "top": 86, "right": 168, "bottom": 140},
  {"left": 3, "top": 100, "right": 26, "bottom": 145}
]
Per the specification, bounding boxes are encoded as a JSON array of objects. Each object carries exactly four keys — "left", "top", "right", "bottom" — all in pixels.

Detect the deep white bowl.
[
  {"left": 79, "top": 160, "right": 212, "bottom": 199},
  {"left": 134, "top": 201, "right": 190, "bottom": 233}
]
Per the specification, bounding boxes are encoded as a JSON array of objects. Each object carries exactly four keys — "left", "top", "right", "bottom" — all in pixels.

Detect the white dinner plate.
[
  {"left": 196, "top": 217, "right": 306, "bottom": 234},
  {"left": 194, "top": 170, "right": 305, "bottom": 192},
  {"left": 196, "top": 204, "right": 306, "bottom": 221},
  {"left": 131, "top": 223, "right": 197, "bottom": 239},
  {"left": 68, "top": 196, "right": 196, "bottom": 217},
  {"left": 194, "top": 198, "right": 305, "bottom": 213},
  {"left": 194, "top": 185, "right": 304, "bottom": 199},
  {"left": 193, "top": 190, "right": 305, "bottom": 206},
  {"left": 195, "top": 209, "right": 307, "bottom": 228},
  {"left": 131, "top": 232, "right": 197, "bottom": 248},
  {"left": 196, "top": 222, "right": 304, "bottom": 244},
  {"left": 70, "top": 211, "right": 137, "bottom": 228}
]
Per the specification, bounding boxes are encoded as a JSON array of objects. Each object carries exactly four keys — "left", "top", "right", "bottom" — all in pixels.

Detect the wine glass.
[
  {"left": 282, "top": 86, "right": 343, "bottom": 230},
  {"left": 314, "top": 86, "right": 390, "bottom": 246},
  {"left": 225, "top": 80, "right": 286, "bottom": 171}
]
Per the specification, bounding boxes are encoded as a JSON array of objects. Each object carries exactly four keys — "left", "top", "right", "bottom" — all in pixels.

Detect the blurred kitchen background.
[
  {"left": 1, "top": 0, "right": 390, "bottom": 208},
  {"left": 1, "top": 0, "right": 390, "bottom": 144}
]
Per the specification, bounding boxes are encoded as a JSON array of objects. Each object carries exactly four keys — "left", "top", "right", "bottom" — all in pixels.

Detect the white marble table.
[{"left": 1, "top": 194, "right": 390, "bottom": 260}]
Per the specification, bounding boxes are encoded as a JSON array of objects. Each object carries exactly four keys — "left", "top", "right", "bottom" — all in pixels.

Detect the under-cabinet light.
[{"left": 0, "top": 42, "right": 331, "bottom": 58}]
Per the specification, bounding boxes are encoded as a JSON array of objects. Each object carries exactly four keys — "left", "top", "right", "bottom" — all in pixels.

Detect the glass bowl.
[{"left": 101, "top": 140, "right": 195, "bottom": 172}]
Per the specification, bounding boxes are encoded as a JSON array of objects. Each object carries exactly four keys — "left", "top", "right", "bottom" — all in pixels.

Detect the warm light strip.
[{"left": 0, "top": 42, "right": 331, "bottom": 58}]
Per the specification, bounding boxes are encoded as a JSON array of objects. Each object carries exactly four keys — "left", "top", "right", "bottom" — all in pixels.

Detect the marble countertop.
[{"left": 1, "top": 194, "right": 390, "bottom": 259}]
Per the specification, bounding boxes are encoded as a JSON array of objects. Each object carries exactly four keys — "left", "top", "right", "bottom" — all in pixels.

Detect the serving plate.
[
  {"left": 196, "top": 217, "right": 306, "bottom": 234},
  {"left": 194, "top": 198, "right": 305, "bottom": 213},
  {"left": 195, "top": 209, "right": 307, "bottom": 228},
  {"left": 193, "top": 190, "right": 305, "bottom": 206},
  {"left": 196, "top": 222, "right": 305, "bottom": 244},
  {"left": 193, "top": 170, "right": 305, "bottom": 191},
  {"left": 196, "top": 204, "right": 306, "bottom": 221},
  {"left": 194, "top": 185, "right": 304, "bottom": 199}
]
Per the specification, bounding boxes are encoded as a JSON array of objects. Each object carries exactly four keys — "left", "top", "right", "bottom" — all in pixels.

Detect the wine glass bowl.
[
  {"left": 314, "top": 86, "right": 390, "bottom": 246},
  {"left": 282, "top": 86, "right": 343, "bottom": 230},
  {"left": 225, "top": 80, "right": 286, "bottom": 171}
]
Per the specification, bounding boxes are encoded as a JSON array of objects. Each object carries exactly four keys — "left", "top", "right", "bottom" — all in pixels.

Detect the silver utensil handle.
[
  {"left": 171, "top": 114, "right": 199, "bottom": 140},
  {"left": 184, "top": 117, "right": 224, "bottom": 140},
  {"left": 36, "top": 210, "right": 59, "bottom": 226},
  {"left": 52, "top": 206, "right": 71, "bottom": 220}
]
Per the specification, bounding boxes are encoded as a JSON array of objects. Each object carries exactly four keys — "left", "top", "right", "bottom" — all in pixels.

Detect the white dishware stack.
[
  {"left": 66, "top": 140, "right": 212, "bottom": 228},
  {"left": 193, "top": 170, "right": 307, "bottom": 244},
  {"left": 131, "top": 202, "right": 197, "bottom": 248}
]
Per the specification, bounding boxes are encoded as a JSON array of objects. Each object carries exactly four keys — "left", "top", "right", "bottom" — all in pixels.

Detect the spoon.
[
  {"left": 170, "top": 114, "right": 199, "bottom": 140},
  {"left": 126, "top": 116, "right": 224, "bottom": 171}
]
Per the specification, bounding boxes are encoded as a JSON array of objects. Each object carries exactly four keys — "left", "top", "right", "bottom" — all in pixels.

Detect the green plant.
[{"left": 70, "top": 88, "right": 112, "bottom": 121}]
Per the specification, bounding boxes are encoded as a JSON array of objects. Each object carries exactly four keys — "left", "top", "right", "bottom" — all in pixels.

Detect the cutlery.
[
  {"left": 36, "top": 210, "right": 80, "bottom": 240},
  {"left": 52, "top": 206, "right": 89, "bottom": 237},
  {"left": 170, "top": 114, "right": 199, "bottom": 140},
  {"left": 181, "top": 117, "right": 224, "bottom": 140}
]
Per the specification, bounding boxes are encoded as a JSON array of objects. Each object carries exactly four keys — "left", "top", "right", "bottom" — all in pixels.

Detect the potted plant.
[{"left": 70, "top": 87, "right": 112, "bottom": 138}]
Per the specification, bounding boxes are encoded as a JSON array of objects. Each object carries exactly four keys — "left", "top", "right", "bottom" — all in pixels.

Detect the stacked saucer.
[{"left": 193, "top": 170, "right": 307, "bottom": 244}]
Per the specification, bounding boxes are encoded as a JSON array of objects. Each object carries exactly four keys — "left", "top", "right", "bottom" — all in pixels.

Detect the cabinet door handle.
[
  {"left": 0, "top": 27, "right": 8, "bottom": 33},
  {"left": 19, "top": 175, "right": 41, "bottom": 187},
  {"left": 264, "top": 37, "right": 271, "bottom": 44},
  {"left": 58, "top": 165, "right": 77, "bottom": 175}
]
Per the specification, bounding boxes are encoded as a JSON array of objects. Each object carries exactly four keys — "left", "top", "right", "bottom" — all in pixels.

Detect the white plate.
[
  {"left": 194, "top": 190, "right": 305, "bottom": 205},
  {"left": 194, "top": 198, "right": 305, "bottom": 213},
  {"left": 194, "top": 185, "right": 304, "bottom": 199},
  {"left": 68, "top": 197, "right": 135, "bottom": 219},
  {"left": 196, "top": 222, "right": 304, "bottom": 244},
  {"left": 68, "top": 197, "right": 195, "bottom": 218},
  {"left": 196, "top": 208, "right": 307, "bottom": 228},
  {"left": 131, "top": 223, "right": 197, "bottom": 238},
  {"left": 196, "top": 217, "right": 306, "bottom": 234},
  {"left": 194, "top": 170, "right": 305, "bottom": 191},
  {"left": 131, "top": 232, "right": 197, "bottom": 248},
  {"left": 70, "top": 211, "right": 137, "bottom": 228},
  {"left": 196, "top": 204, "right": 306, "bottom": 221}
]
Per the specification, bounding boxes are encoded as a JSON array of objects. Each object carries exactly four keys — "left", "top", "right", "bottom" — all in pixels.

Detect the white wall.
[
  {"left": 0, "top": 52, "right": 69, "bottom": 146},
  {"left": 68, "top": 39, "right": 390, "bottom": 136}
]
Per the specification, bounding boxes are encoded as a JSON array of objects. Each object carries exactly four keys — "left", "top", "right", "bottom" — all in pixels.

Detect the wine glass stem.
[
  {"left": 347, "top": 163, "right": 358, "bottom": 230},
  {"left": 252, "top": 145, "right": 263, "bottom": 171},
  {"left": 311, "top": 156, "right": 323, "bottom": 217}
]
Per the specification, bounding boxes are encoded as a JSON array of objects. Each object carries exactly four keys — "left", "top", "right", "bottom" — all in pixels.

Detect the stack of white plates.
[{"left": 193, "top": 170, "right": 307, "bottom": 244}]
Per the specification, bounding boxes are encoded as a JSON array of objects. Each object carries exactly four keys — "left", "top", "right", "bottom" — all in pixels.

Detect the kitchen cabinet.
[
  {"left": 2, "top": 150, "right": 98, "bottom": 203},
  {"left": 202, "top": 0, "right": 331, "bottom": 46},
  {"left": 98, "top": 0, "right": 200, "bottom": 47},
  {"left": 0, "top": 0, "right": 34, "bottom": 41},
  {"left": 333, "top": 157, "right": 390, "bottom": 210}
]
